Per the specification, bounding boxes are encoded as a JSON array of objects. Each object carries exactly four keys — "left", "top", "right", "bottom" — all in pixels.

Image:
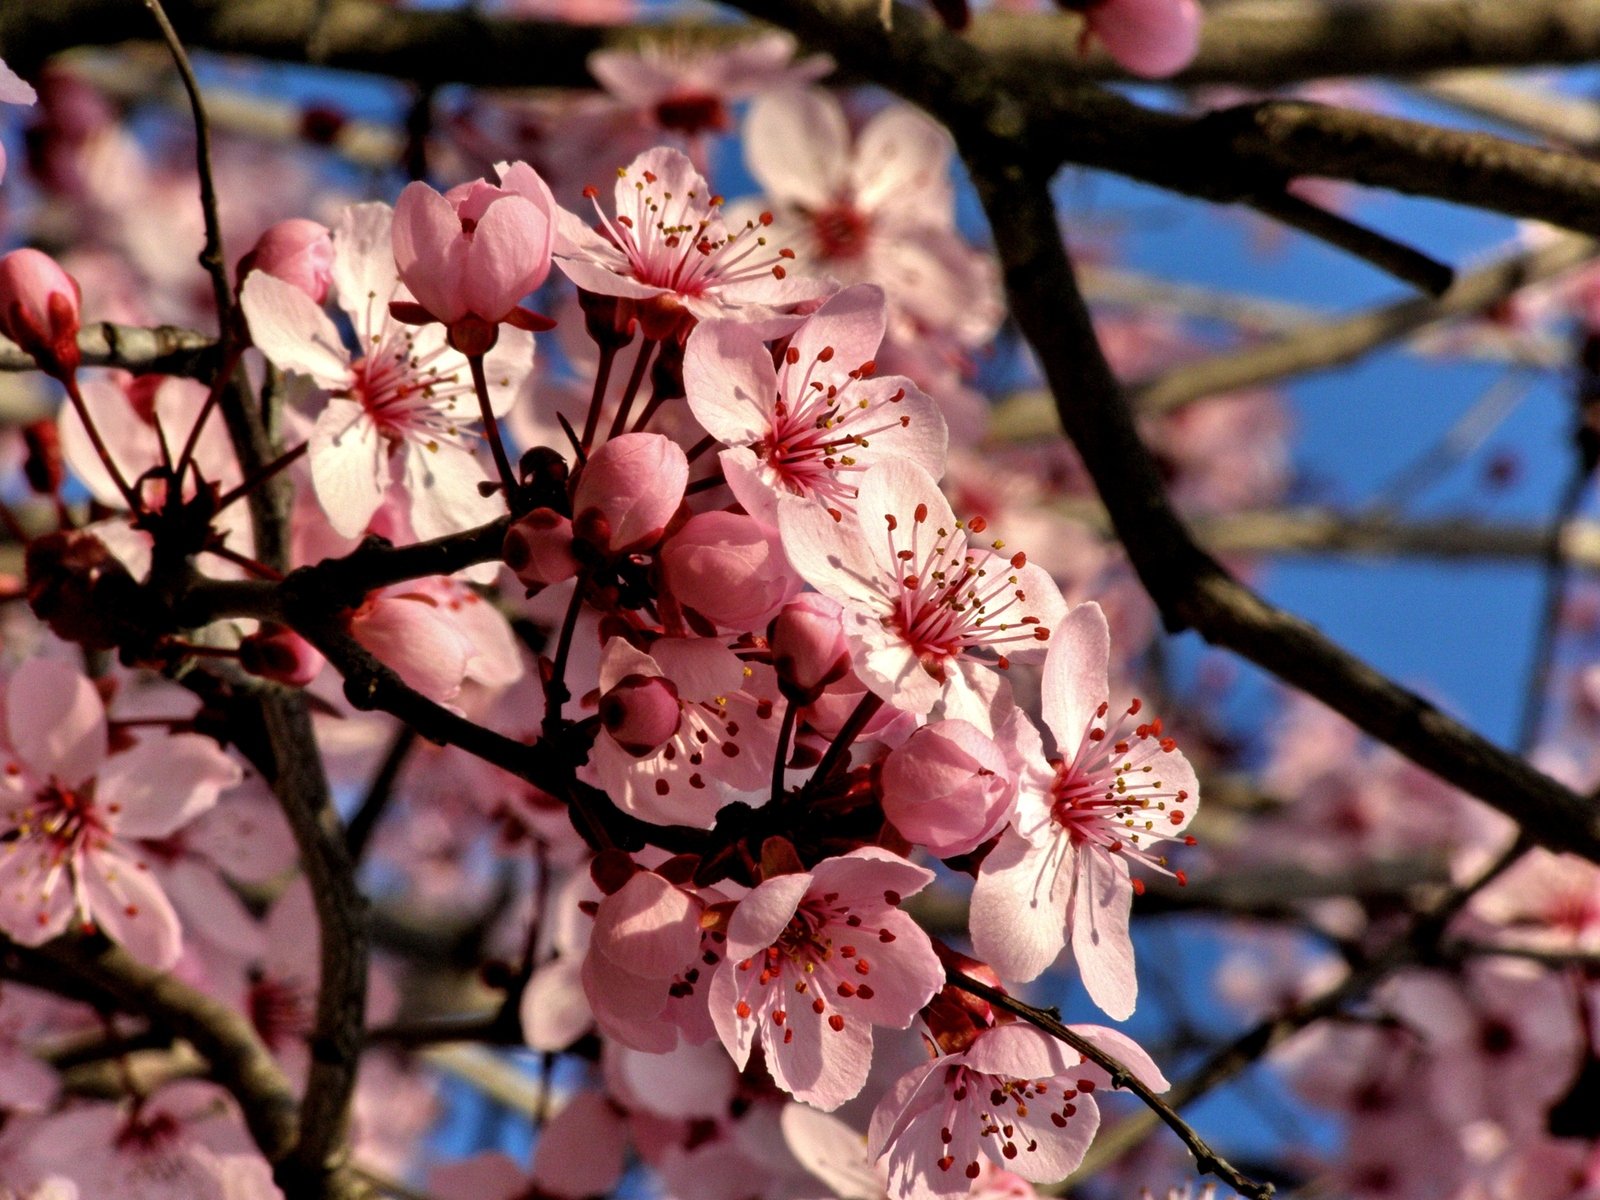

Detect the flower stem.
[
  {"left": 771, "top": 699, "right": 797, "bottom": 806},
  {"left": 579, "top": 342, "right": 618, "bottom": 452},
  {"left": 213, "top": 441, "right": 307, "bottom": 513},
  {"left": 61, "top": 373, "right": 140, "bottom": 512},
  {"left": 606, "top": 338, "right": 656, "bottom": 443},
  {"left": 469, "top": 352, "right": 518, "bottom": 501},
  {"left": 808, "top": 692, "right": 884, "bottom": 790}
]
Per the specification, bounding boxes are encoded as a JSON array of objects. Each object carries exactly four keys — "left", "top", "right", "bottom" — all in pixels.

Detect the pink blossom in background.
[
  {"left": 1079, "top": 0, "right": 1202, "bottom": 79},
  {"left": 589, "top": 32, "right": 831, "bottom": 143},
  {"left": 970, "top": 601, "right": 1198, "bottom": 1018},
  {"left": 0, "top": 659, "right": 239, "bottom": 969},
  {"left": 708, "top": 848, "right": 943, "bottom": 1110},
  {"left": 743, "top": 90, "right": 1001, "bottom": 352},
  {"left": 0, "top": 58, "right": 38, "bottom": 186}
]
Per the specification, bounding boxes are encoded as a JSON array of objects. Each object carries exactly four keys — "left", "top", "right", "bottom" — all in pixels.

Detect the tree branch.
[
  {"left": 950, "top": 971, "right": 1275, "bottom": 1200},
  {"left": 1129, "top": 232, "right": 1597, "bottom": 413}
]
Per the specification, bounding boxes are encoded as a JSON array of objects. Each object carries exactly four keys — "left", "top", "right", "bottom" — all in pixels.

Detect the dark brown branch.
[
  {"left": 13, "top": 0, "right": 1600, "bottom": 95},
  {"left": 950, "top": 971, "right": 1274, "bottom": 1200},
  {"left": 25, "top": 934, "right": 299, "bottom": 1162}
]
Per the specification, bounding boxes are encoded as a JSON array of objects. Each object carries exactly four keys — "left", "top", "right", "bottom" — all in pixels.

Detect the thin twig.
[
  {"left": 949, "top": 971, "right": 1275, "bottom": 1200},
  {"left": 140, "top": 0, "right": 232, "bottom": 325}
]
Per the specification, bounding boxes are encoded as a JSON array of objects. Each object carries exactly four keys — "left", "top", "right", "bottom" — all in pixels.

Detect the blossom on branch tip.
[
  {"left": 242, "top": 201, "right": 533, "bottom": 541},
  {"left": 708, "top": 847, "right": 942, "bottom": 1110},
  {"left": 391, "top": 162, "right": 559, "bottom": 353},
  {"left": 969, "top": 601, "right": 1199, "bottom": 1019},
  {"left": 868, "top": 1022, "right": 1167, "bottom": 1198},
  {"left": 0, "top": 250, "right": 81, "bottom": 380}
]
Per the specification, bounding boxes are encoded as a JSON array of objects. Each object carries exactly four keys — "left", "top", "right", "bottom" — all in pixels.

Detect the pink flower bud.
[
  {"left": 661, "top": 511, "right": 800, "bottom": 633},
  {"left": 880, "top": 720, "right": 1016, "bottom": 857},
  {"left": 599, "top": 673, "right": 682, "bottom": 756},
  {"left": 1085, "top": 0, "right": 1202, "bottom": 79},
  {"left": 0, "top": 249, "right": 81, "bottom": 379},
  {"left": 392, "top": 164, "right": 557, "bottom": 350},
  {"left": 240, "top": 218, "right": 334, "bottom": 304},
  {"left": 504, "top": 507, "right": 578, "bottom": 589},
  {"left": 571, "top": 433, "right": 688, "bottom": 555},
  {"left": 239, "top": 625, "right": 326, "bottom": 687},
  {"left": 770, "top": 593, "right": 850, "bottom": 704}
]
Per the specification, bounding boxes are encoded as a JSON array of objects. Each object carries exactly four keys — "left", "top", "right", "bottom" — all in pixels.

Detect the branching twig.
[
  {"left": 949, "top": 971, "right": 1275, "bottom": 1200},
  {"left": 141, "top": 0, "right": 232, "bottom": 324}
]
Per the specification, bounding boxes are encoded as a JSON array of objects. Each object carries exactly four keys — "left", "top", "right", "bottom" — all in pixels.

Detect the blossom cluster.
[{"left": 0, "top": 10, "right": 1594, "bottom": 1200}]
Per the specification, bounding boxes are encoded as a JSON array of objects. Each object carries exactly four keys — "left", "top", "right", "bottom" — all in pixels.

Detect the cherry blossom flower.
[
  {"left": 880, "top": 716, "right": 1029, "bottom": 859},
  {"left": 708, "top": 848, "right": 943, "bottom": 1110},
  {"left": 554, "top": 146, "right": 832, "bottom": 341},
  {"left": 743, "top": 91, "right": 1000, "bottom": 351},
  {"left": 19, "top": 1081, "right": 278, "bottom": 1200},
  {"left": 581, "top": 636, "right": 784, "bottom": 827},
  {"left": 580, "top": 867, "right": 725, "bottom": 1053},
  {"left": 589, "top": 31, "right": 831, "bottom": 144},
  {"left": 391, "top": 162, "right": 558, "bottom": 352},
  {"left": 241, "top": 201, "right": 534, "bottom": 541},
  {"left": 969, "top": 601, "right": 1198, "bottom": 1019},
  {"left": 867, "top": 1021, "right": 1167, "bottom": 1197},
  {"left": 778, "top": 459, "right": 1066, "bottom": 724},
  {"left": 661, "top": 510, "right": 803, "bottom": 632},
  {"left": 684, "top": 283, "right": 947, "bottom": 523},
  {"left": 0, "top": 659, "right": 240, "bottom": 969}
]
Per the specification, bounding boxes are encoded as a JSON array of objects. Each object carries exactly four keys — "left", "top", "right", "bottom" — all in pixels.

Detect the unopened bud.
[
  {"left": 598, "top": 672, "right": 681, "bottom": 756},
  {"left": 0, "top": 248, "right": 81, "bottom": 380}
]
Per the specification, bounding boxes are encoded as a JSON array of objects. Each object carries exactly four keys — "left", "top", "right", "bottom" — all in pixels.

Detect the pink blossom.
[
  {"left": 581, "top": 636, "right": 783, "bottom": 827},
  {"left": 554, "top": 146, "right": 832, "bottom": 341},
  {"left": 347, "top": 584, "right": 482, "bottom": 704},
  {"left": 684, "top": 284, "right": 948, "bottom": 523},
  {"left": 19, "top": 1081, "right": 278, "bottom": 1200},
  {"left": 0, "top": 59, "right": 38, "bottom": 187},
  {"left": 242, "top": 201, "right": 534, "bottom": 541},
  {"left": 662, "top": 510, "right": 802, "bottom": 632},
  {"left": 237, "top": 218, "right": 334, "bottom": 303},
  {"left": 572, "top": 431, "right": 688, "bottom": 554},
  {"left": 867, "top": 1022, "right": 1167, "bottom": 1197},
  {"left": 708, "top": 848, "right": 943, "bottom": 1110},
  {"left": 0, "top": 659, "right": 240, "bottom": 969},
  {"left": 969, "top": 602, "right": 1198, "bottom": 1019},
  {"left": 0, "top": 250, "right": 81, "bottom": 379},
  {"left": 580, "top": 868, "right": 725, "bottom": 1052},
  {"left": 1081, "top": 0, "right": 1202, "bottom": 80},
  {"left": 589, "top": 31, "right": 831, "bottom": 142},
  {"left": 881, "top": 719, "right": 1023, "bottom": 859},
  {"left": 503, "top": 507, "right": 579, "bottom": 589},
  {"left": 778, "top": 459, "right": 1066, "bottom": 722},
  {"left": 771, "top": 592, "right": 852, "bottom": 704},
  {"left": 744, "top": 91, "right": 1001, "bottom": 351},
  {"left": 391, "top": 162, "right": 558, "bottom": 351}
]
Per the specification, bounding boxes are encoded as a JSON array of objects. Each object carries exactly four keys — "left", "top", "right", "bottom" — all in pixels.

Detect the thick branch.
[
  {"left": 26, "top": 935, "right": 299, "bottom": 1162},
  {"left": 12, "top": 0, "right": 1600, "bottom": 93}
]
